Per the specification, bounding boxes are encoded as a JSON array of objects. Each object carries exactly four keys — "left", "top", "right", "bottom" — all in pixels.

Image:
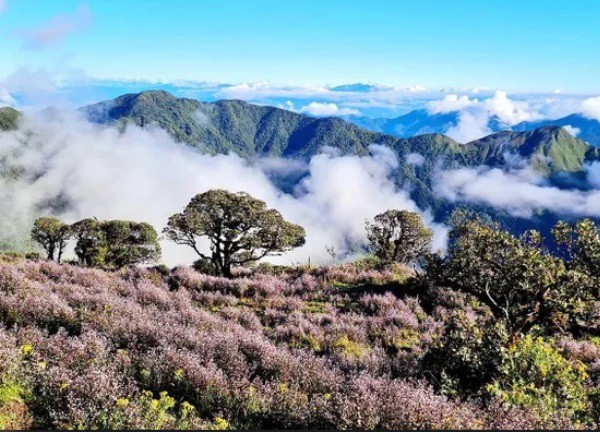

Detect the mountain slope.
[
  {"left": 346, "top": 109, "right": 510, "bottom": 139},
  {"left": 465, "top": 126, "right": 600, "bottom": 173},
  {"left": 513, "top": 114, "right": 600, "bottom": 147},
  {"left": 82, "top": 90, "right": 393, "bottom": 157},
  {"left": 0, "top": 107, "right": 21, "bottom": 131},
  {"left": 81, "top": 91, "right": 599, "bottom": 175}
]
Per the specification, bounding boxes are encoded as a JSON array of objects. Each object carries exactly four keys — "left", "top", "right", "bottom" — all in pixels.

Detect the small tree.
[
  {"left": 71, "top": 218, "right": 161, "bottom": 269},
  {"left": 71, "top": 218, "right": 105, "bottom": 267},
  {"left": 30, "top": 217, "right": 71, "bottom": 262},
  {"left": 365, "top": 210, "right": 433, "bottom": 266},
  {"left": 103, "top": 220, "right": 161, "bottom": 268},
  {"left": 553, "top": 218, "right": 600, "bottom": 278},
  {"left": 164, "top": 189, "right": 306, "bottom": 277}
]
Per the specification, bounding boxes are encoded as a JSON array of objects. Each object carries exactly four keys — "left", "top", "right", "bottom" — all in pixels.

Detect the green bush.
[{"left": 487, "top": 335, "right": 589, "bottom": 420}]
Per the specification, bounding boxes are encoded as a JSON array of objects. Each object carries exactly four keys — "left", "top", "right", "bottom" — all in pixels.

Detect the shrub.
[{"left": 487, "top": 335, "right": 589, "bottom": 421}]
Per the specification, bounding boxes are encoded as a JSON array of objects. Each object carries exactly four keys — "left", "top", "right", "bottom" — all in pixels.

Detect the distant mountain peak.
[{"left": 330, "top": 83, "right": 380, "bottom": 92}]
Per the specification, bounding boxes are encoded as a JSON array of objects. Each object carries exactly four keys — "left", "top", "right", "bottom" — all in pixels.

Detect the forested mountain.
[
  {"left": 75, "top": 90, "right": 600, "bottom": 236},
  {"left": 80, "top": 90, "right": 600, "bottom": 173},
  {"left": 513, "top": 113, "right": 600, "bottom": 147},
  {"left": 3, "top": 91, "right": 599, "bottom": 239}
]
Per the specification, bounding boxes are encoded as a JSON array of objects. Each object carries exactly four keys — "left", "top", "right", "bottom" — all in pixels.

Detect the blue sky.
[{"left": 1, "top": 0, "right": 600, "bottom": 92}]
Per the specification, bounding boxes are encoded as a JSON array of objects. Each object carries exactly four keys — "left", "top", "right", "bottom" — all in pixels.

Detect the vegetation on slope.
[
  {"left": 81, "top": 90, "right": 600, "bottom": 174},
  {"left": 3, "top": 211, "right": 600, "bottom": 428},
  {"left": 0, "top": 107, "right": 20, "bottom": 131}
]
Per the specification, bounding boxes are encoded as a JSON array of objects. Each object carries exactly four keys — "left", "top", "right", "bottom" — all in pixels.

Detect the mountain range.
[
  {"left": 346, "top": 109, "right": 513, "bottom": 138},
  {"left": 77, "top": 91, "right": 598, "bottom": 172},
  {"left": 346, "top": 109, "right": 600, "bottom": 147},
  {"left": 2, "top": 90, "right": 599, "bottom": 237}
]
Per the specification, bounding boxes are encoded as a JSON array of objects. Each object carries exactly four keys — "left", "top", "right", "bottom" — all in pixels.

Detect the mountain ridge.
[{"left": 80, "top": 90, "right": 599, "bottom": 175}]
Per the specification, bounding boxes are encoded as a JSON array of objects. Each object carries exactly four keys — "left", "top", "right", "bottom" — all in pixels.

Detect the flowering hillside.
[{"left": 0, "top": 255, "right": 585, "bottom": 430}]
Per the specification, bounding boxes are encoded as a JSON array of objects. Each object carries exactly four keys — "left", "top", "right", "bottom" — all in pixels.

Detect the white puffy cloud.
[
  {"left": 405, "top": 152, "right": 425, "bottom": 166},
  {"left": 427, "top": 94, "right": 478, "bottom": 114},
  {"left": 427, "top": 91, "right": 542, "bottom": 143},
  {"left": 0, "top": 88, "right": 15, "bottom": 106},
  {"left": 581, "top": 96, "right": 600, "bottom": 121},
  {"left": 445, "top": 111, "right": 492, "bottom": 143},
  {"left": 484, "top": 91, "right": 537, "bottom": 125},
  {"left": 300, "top": 102, "right": 361, "bottom": 117},
  {"left": 433, "top": 164, "right": 600, "bottom": 219}
]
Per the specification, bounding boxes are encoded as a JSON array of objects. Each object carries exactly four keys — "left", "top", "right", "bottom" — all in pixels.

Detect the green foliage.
[
  {"left": 488, "top": 335, "right": 589, "bottom": 420},
  {"left": 71, "top": 218, "right": 161, "bottom": 269},
  {"left": 104, "top": 391, "right": 210, "bottom": 430},
  {"left": 30, "top": 217, "right": 71, "bottom": 262},
  {"left": 554, "top": 218, "right": 600, "bottom": 278},
  {"left": 0, "top": 107, "right": 20, "bottom": 131},
  {"left": 366, "top": 210, "right": 433, "bottom": 266},
  {"left": 0, "top": 380, "right": 30, "bottom": 430},
  {"left": 426, "top": 218, "right": 573, "bottom": 335},
  {"left": 332, "top": 335, "right": 370, "bottom": 359},
  {"left": 164, "top": 189, "right": 305, "bottom": 277},
  {"left": 423, "top": 311, "right": 508, "bottom": 397}
]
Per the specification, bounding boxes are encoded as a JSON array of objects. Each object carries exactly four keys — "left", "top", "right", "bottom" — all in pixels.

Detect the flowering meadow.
[{"left": 0, "top": 251, "right": 593, "bottom": 430}]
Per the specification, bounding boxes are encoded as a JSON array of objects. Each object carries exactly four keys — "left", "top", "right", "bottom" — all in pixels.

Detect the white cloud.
[
  {"left": 445, "top": 111, "right": 492, "bottom": 143},
  {"left": 563, "top": 125, "right": 581, "bottom": 137},
  {"left": 300, "top": 102, "right": 361, "bottom": 117},
  {"left": 14, "top": 4, "right": 92, "bottom": 49},
  {"left": 0, "top": 88, "right": 15, "bottom": 106},
  {"left": 216, "top": 81, "right": 331, "bottom": 100},
  {"left": 484, "top": 90, "right": 537, "bottom": 125},
  {"left": 586, "top": 161, "right": 600, "bottom": 188},
  {"left": 427, "top": 94, "right": 478, "bottom": 114},
  {"left": 427, "top": 91, "right": 542, "bottom": 143},
  {"left": 0, "top": 113, "right": 443, "bottom": 265},
  {"left": 581, "top": 96, "right": 600, "bottom": 121},
  {"left": 433, "top": 164, "right": 600, "bottom": 219}
]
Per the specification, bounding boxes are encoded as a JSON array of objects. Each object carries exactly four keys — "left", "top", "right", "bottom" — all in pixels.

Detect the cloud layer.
[
  {"left": 433, "top": 162, "right": 600, "bottom": 219},
  {"left": 0, "top": 113, "right": 442, "bottom": 265}
]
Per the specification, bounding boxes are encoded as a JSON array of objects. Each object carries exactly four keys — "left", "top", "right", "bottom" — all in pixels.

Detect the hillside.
[
  {"left": 82, "top": 90, "right": 386, "bottom": 157},
  {"left": 3, "top": 91, "right": 599, "bottom": 249},
  {"left": 514, "top": 114, "right": 600, "bottom": 147},
  {"left": 0, "top": 253, "right": 584, "bottom": 429},
  {"left": 81, "top": 91, "right": 599, "bottom": 173},
  {"left": 346, "top": 109, "right": 509, "bottom": 139},
  {"left": 0, "top": 107, "right": 21, "bottom": 131}
]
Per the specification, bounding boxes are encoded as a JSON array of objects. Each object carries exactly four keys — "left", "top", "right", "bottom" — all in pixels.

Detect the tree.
[
  {"left": 71, "top": 218, "right": 105, "bottom": 267},
  {"left": 365, "top": 210, "right": 433, "bottom": 266},
  {"left": 164, "top": 190, "right": 306, "bottom": 277},
  {"left": 102, "top": 220, "right": 161, "bottom": 268},
  {"left": 71, "top": 218, "right": 161, "bottom": 269},
  {"left": 553, "top": 218, "right": 600, "bottom": 278},
  {"left": 424, "top": 218, "right": 597, "bottom": 336},
  {"left": 30, "top": 217, "right": 71, "bottom": 262}
]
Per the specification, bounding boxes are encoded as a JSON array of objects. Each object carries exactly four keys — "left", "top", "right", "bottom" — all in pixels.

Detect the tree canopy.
[
  {"left": 71, "top": 219, "right": 161, "bottom": 269},
  {"left": 426, "top": 217, "right": 600, "bottom": 336},
  {"left": 366, "top": 210, "right": 433, "bottom": 266},
  {"left": 30, "top": 217, "right": 71, "bottom": 263},
  {"left": 164, "top": 189, "right": 306, "bottom": 276}
]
